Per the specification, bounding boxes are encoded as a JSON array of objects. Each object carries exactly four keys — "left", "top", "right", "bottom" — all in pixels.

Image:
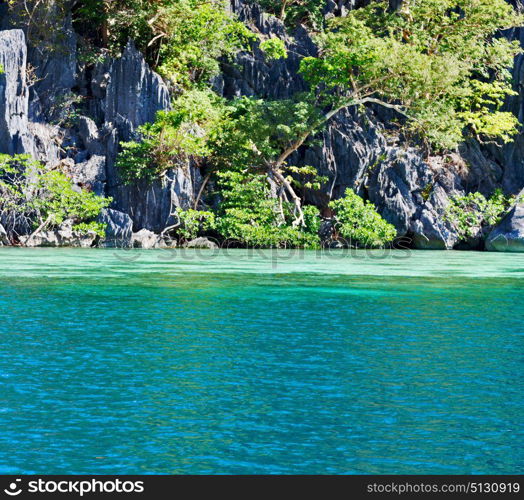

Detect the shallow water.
[{"left": 0, "top": 248, "right": 522, "bottom": 474}]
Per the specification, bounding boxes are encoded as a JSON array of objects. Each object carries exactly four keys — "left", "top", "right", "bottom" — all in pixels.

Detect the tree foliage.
[
  {"left": 300, "top": 0, "right": 522, "bottom": 149},
  {"left": 74, "top": 0, "right": 254, "bottom": 89},
  {"left": 213, "top": 170, "right": 321, "bottom": 248},
  {"left": 257, "top": 0, "right": 326, "bottom": 30}
]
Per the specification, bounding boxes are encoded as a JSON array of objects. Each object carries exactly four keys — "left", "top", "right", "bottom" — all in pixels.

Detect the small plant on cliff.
[
  {"left": 329, "top": 189, "right": 397, "bottom": 248},
  {"left": 260, "top": 38, "right": 288, "bottom": 61},
  {"left": 444, "top": 189, "right": 518, "bottom": 241},
  {"left": 257, "top": 0, "right": 326, "bottom": 30},
  {"left": 117, "top": 89, "right": 227, "bottom": 184}
]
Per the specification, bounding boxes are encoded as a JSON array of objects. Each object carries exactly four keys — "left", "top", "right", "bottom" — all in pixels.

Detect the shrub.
[
  {"left": 173, "top": 208, "right": 216, "bottom": 241},
  {"left": 444, "top": 189, "right": 518, "bottom": 241},
  {"left": 117, "top": 89, "right": 228, "bottom": 184},
  {"left": 329, "top": 189, "right": 397, "bottom": 247}
]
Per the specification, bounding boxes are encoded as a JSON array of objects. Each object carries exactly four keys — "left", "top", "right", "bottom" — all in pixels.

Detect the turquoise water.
[{"left": 0, "top": 248, "right": 522, "bottom": 474}]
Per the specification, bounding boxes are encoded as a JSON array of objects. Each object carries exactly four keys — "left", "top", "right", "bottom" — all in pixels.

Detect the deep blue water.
[{"left": 0, "top": 248, "right": 522, "bottom": 474}]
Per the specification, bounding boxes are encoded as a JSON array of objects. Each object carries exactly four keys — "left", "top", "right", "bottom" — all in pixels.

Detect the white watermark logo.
[
  {"left": 3, "top": 479, "right": 144, "bottom": 497},
  {"left": 4, "top": 479, "right": 22, "bottom": 496}
]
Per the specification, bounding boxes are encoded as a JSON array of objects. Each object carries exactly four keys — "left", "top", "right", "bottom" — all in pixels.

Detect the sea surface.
[{"left": 0, "top": 248, "right": 522, "bottom": 474}]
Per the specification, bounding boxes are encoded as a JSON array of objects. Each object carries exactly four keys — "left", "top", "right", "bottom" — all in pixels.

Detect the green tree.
[{"left": 0, "top": 154, "right": 111, "bottom": 245}]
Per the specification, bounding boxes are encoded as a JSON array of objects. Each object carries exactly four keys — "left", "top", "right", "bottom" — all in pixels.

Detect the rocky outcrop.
[
  {"left": 98, "top": 42, "right": 201, "bottom": 232},
  {"left": 226, "top": 2, "right": 460, "bottom": 248},
  {"left": 70, "top": 155, "right": 106, "bottom": 196},
  {"left": 25, "top": 221, "right": 97, "bottom": 248},
  {"left": 28, "top": 9, "right": 77, "bottom": 123},
  {"left": 0, "top": 29, "right": 62, "bottom": 163},
  {"left": 131, "top": 229, "right": 160, "bottom": 249},
  {"left": 185, "top": 237, "right": 219, "bottom": 249},
  {"left": 485, "top": 197, "right": 524, "bottom": 252},
  {"left": 98, "top": 208, "right": 133, "bottom": 248}
]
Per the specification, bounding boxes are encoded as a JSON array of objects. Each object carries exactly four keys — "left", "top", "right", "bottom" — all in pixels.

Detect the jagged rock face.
[
  {"left": 223, "top": 1, "right": 315, "bottom": 99},
  {"left": 27, "top": 11, "right": 77, "bottom": 122},
  {"left": 103, "top": 41, "right": 171, "bottom": 140},
  {"left": 1, "top": 16, "right": 199, "bottom": 236},
  {"left": 0, "top": 29, "right": 62, "bottom": 163},
  {"left": 0, "top": 30, "right": 30, "bottom": 155}
]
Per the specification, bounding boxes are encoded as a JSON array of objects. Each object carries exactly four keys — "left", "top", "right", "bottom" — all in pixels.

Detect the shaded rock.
[
  {"left": 108, "top": 164, "right": 202, "bottom": 233},
  {"left": 184, "top": 237, "right": 219, "bottom": 249},
  {"left": 131, "top": 229, "right": 160, "bottom": 249},
  {"left": 98, "top": 208, "right": 133, "bottom": 247},
  {"left": 225, "top": 1, "right": 315, "bottom": 100},
  {"left": 410, "top": 210, "right": 458, "bottom": 250},
  {"left": 0, "top": 223, "right": 9, "bottom": 246},
  {"left": 71, "top": 155, "right": 106, "bottom": 195},
  {"left": 485, "top": 200, "right": 524, "bottom": 252},
  {"left": 25, "top": 7, "right": 77, "bottom": 123}
]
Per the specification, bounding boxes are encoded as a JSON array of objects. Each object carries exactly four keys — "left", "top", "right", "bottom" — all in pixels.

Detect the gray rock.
[
  {"left": 25, "top": 121, "right": 62, "bottom": 165},
  {"left": 98, "top": 42, "right": 201, "bottom": 233},
  {"left": 485, "top": 200, "right": 524, "bottom": 252},
  {"left": 131, "top": 229, "right": 160, "bottom": 249},
  {"left": 71, "top": 155, "right": 107, "bottom": 195},
  {"left": 26, "top": 7, "right": 77, "bottom": 123},
  {"left": 77, "top": 116, "right": 103, "bottom": 155},
  {"left": 410, "top": 210, "right": 458, "bottom": 250},
  {"left": 0, "top": 30, "right": 62, "bottom": 163},
  {"left": 103, "top": 41, "right": 170, "bottom": 140},
  {"left": 184, "top": 237, "right": 219, "bottom": 249},
  {"left": 109, "top": 165, "right": 202, "bottom": 233},
  {"left": 0, "top": 30, "right": 32, "bottom": 155},
  {"left": 98, "top": 208, "right": 133, "bottom": 247}
]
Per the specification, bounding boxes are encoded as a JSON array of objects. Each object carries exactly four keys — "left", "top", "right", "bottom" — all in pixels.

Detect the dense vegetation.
[
  {"left": 444, "top": 189, "right": 519, "bottom": 242},
  {"left": 3, "top": 0, "right": 524, "bottom": 247},
  {"left": 0, "top": 155, "right": 111, "bottom": 245}
]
